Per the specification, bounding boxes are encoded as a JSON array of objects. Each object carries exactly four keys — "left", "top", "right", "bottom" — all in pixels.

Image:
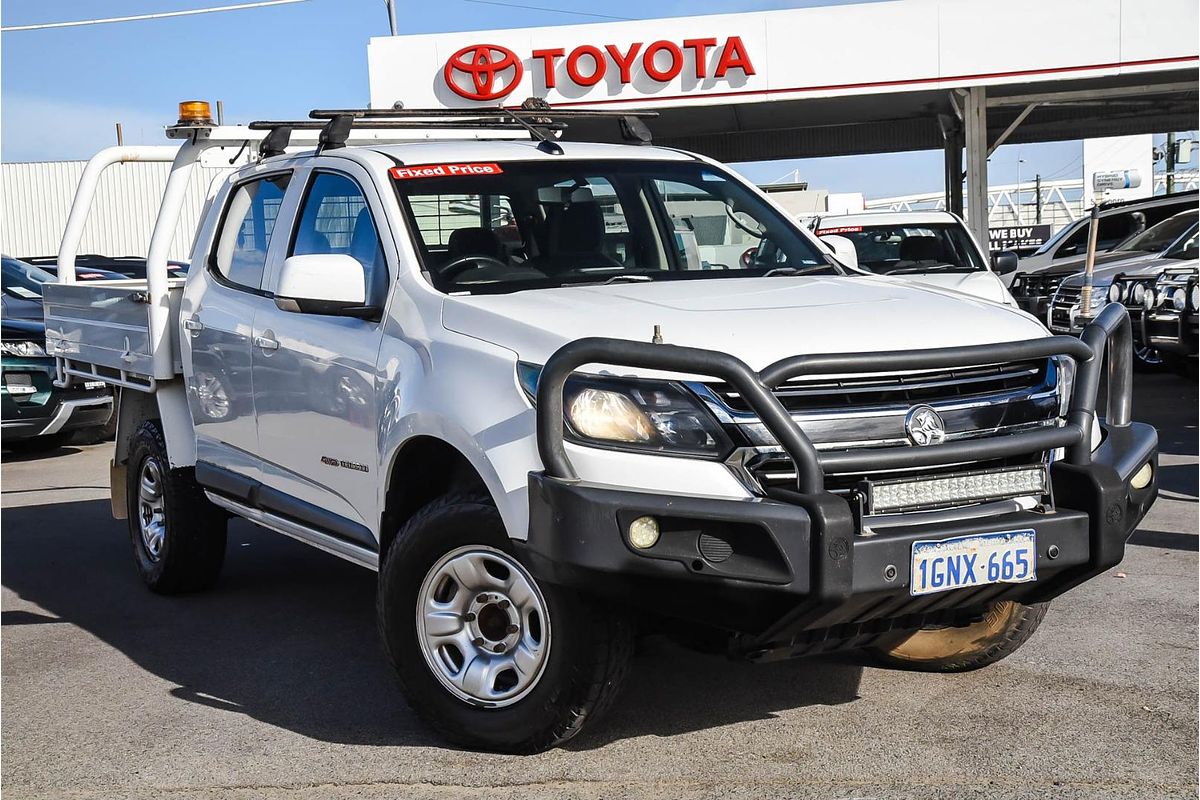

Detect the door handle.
[
  {"left": 183, "top": 317, "right": 204, "bottom": 333},
  {"left": 254, "top": 335, "right": 279, "bottom": 352}
]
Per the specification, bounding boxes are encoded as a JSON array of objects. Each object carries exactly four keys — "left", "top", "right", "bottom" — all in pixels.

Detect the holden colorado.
[{"left": 42, "top": 101, "right": 1159, "bottom": 753}]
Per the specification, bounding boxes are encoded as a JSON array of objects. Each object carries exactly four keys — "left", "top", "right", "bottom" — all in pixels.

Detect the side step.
[{"left": 205, "top": 491, "right": 378, "bottom": 571}]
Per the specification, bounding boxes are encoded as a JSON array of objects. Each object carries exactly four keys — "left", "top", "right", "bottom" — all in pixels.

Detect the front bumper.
[
  {"left": 1142, "top": 309, "right": 1199, "bottom": 356},
  {"left": 520, "top": 304, "right": 1157, "bottom": 658},
  {"left": 1016, "top": 295, "right": 1050, "bottom": 320},
  {"left": 2, "top": 357, "right": 112, "bottom": 440},
  {"left": 520, "top": 420, "right": 1156, "bottom": 657}
]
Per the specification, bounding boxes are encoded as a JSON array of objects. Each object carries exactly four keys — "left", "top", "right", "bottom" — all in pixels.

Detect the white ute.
[
  {"left": 43, "top": 102, "right": 1159, "bottom": 753},
  {"left": 804, "top": 210, "right": 1020, "bottom": 307}
]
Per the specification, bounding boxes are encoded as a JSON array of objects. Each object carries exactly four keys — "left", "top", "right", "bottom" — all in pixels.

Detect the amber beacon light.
[{"left": 177, "top": 100, "right": 214, "bottom": 125}]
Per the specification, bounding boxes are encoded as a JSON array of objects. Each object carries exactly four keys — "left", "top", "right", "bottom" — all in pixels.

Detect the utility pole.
[
  {"left": 115, "top": 122, "right": 124, "bottom": 146},
  {"left": 1166, "top": 132, "right": 1176, "bottom": 194},
  {"left": 1034, "top": 174, "right": 1042, "bottom": 224},
  {"left": 385, "top": 0, "right": 397, "bottom": 35}
]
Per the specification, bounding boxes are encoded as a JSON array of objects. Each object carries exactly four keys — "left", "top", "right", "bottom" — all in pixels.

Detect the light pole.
[
  {"left": 384, "top": 0, "right": 397, "bottom": 35},
  {"left": 1016, "top": 155, "right": 1025, "bottom": 225}
]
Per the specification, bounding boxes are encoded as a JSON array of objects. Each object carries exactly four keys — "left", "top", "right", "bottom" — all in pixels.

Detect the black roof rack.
[{"left": 248, "top": 99, "right": 658, "bottom": 154}]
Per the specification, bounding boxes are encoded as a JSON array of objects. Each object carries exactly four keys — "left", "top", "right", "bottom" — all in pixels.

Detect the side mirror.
[
  {"left": 991, "top": 249, "right": 1019, "bottom": 274},
  {"left": 820, "top": 234, "right": 859, "bottom": 270},
  {"left": 274, "top": 254, "right": 381, "bottom": 320}
]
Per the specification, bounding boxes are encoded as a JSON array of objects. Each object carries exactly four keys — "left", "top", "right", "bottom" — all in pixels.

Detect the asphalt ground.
[{"left": 2, "top": 372, "right": 1196, "bottom": 800}]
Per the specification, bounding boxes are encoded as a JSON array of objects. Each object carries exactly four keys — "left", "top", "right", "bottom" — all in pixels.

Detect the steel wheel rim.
[
  {"left": 137, "top": 457, "right": 167, "bottom": 562},
  {"left": 415, "top": 545, "right": 551, "bottom": 708},
  {"left": 1134, "top": 344, "right": 1164, "bottom": 366}
]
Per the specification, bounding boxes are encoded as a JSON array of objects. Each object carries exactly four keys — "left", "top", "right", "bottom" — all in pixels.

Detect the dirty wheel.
[
  {"left": 870, "top": 600, "right": 1048, "bottom": 672},
  {"left": 126, "top": 420, "right": 227, "bottom": 593},
  {"left": 378, "top": 493, "right": 633, "bottom": 753}
]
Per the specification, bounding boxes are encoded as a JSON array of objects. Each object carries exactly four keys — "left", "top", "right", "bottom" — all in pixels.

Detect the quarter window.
[
  {"left": 212, "top": 173, "right": 291, "bottom": 290},
  {"left": 291, "top": 173, "right": 387, "bottom": 305}
]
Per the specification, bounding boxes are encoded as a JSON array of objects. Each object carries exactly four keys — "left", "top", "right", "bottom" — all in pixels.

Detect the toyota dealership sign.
[
  {"left": 369, "top": 15, "right": 772, "bottom": 109},
  {"left": 440, "top": 38, "right": 755, "bottom": 102},
  {"left": 368, "top": 5, "right": 1200, "bottom": 111}
]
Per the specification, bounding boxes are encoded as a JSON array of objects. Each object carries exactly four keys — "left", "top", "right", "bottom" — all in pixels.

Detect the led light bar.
[{"left": 865, "top": 465, "right": 1048, "bottom": 515}]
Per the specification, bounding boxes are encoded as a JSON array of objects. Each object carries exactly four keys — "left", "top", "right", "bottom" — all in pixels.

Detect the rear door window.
[{"left": 212, "top": 173, "right": 291, "bottom": 290}]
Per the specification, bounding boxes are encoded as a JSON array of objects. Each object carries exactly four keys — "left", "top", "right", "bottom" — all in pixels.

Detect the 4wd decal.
[{"left": 321, "top": 456, "right": 370, "bottom": 473}]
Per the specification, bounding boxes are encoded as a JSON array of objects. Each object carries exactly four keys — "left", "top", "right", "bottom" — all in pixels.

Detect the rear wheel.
[
  {"left": 377, "top": 494, "right": 633, "bottom": 753},
  {"left": 870, "top": 600, "right": 1048, "bottom": 672},
  {"left": 126, "top": 420, "right": 227, "bottom": 593}
]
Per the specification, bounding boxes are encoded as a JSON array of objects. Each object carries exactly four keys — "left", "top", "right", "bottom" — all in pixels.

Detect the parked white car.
[
  {"left": 42, "top": 102, "right": 1159, "bottom": 754},
  {"left": 802, "top": 210, "right": 1019, "bottom": 307}
]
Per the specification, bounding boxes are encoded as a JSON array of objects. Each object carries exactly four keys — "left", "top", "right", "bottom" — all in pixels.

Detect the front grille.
[
  {"left": 703, "top": 358, "right": 1060, "bottom": 514},
  {"left": 708, "top": 360, "right": 1048, "bottom": 414},
  {"left": 1049, "top": 284, "right": 1083, "bottom": 329},
  {"left": 1014, "top": 273, "right": 1063, "bottom": 299}
]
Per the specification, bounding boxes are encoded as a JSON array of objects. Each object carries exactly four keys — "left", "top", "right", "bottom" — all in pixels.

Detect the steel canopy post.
[{"left": 963, "top": 87, "right": 990, "bottom": 253}]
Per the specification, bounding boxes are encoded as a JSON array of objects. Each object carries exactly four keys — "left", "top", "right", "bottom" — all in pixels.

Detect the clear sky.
[{"left": 0, "top": 0, "right": 1191, "bottom": 200}]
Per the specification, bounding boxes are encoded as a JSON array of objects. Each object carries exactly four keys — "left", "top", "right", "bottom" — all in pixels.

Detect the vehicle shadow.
[
  {"left": 1, "top": 499, "right": 861, "bottom": 748},
  {"left": 0, "top": 442, "right": 85, "bottom": 462}
]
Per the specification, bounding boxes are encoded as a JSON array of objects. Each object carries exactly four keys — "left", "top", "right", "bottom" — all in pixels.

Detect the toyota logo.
[
  {"left": 904, "top": 405, "right": 946, "bottom": 447},
  {"left": 444, "top": 44, "right": 523, "bottom": 101}
]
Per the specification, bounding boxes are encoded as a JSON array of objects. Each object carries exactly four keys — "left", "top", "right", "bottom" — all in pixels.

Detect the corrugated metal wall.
[{"left": 1, "top": 159, "right": 229, "bottom": 262}]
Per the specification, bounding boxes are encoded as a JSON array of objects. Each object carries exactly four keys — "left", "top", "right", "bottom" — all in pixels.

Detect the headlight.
[
  {"left": 0, "top": 340, "right": 47, "bottom": 357},
  {"left": 518, "top": 363, "right": 732, "bottom": 458},
  {"left": 1143, "top": 288, "right": 1157, "bottom": 311},
  {"left": 1107, "top": 282, "right": 1124, "bottom": 303},
  {"left": 1132, "top": 283, "right": 1146, "bottom": 304},
  {"left": 1171, "top": 288, "right": 1187, "bottom": 311},
  {"left": 1191, "top": 285, "right": 1199, "bottom": 311},
  {"left": 1053, "top": 356, "right": 1075, "bottom": 417}
]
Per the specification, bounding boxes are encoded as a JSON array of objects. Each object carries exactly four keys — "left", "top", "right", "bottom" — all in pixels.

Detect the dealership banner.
[{"left": 988, "top": 224, "right": 1054, "bottom": 251}]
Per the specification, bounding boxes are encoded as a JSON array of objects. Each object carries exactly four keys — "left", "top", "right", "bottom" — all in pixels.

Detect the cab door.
[
  {"left": 250, "top": 164, "right": 393, "bottom": 548},
  {"left": 182, "top": 170, "right": 294, "bottom": 483}
]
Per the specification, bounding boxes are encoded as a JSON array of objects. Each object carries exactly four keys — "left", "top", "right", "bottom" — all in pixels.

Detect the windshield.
[
  {"left": 1163, "top": 227, "right": 1199, "bottom": 260},
  {"left": 393, "top": 160, "right": 833, "bottom": 294},
  {"left": 1, "top": 256, "right": 52, "bottom": 300},
  {"left": 813, "top": 221, "right": 986, "bottom": 274},
  {"left": 1116, "top": 211, "right": 1198, "bottom": 253}
]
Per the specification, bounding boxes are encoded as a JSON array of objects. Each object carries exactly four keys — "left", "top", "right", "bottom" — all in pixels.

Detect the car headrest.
[
  {"left": 549, "top": 202, "right": 605, "bottom": 253},
  {"left": 898, "top": 235, "right": 942, "bottom": 262},
  {"left": 447, "top": 227, "right": 504, "bottom": 260}
]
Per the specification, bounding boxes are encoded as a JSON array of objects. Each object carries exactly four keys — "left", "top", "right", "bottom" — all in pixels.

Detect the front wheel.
[
  {"left": 377, "top": 494, "right": 632, "bottom": 753},
  {"left": 870, "top": 600, "right": 1047, "bottom": 672}
]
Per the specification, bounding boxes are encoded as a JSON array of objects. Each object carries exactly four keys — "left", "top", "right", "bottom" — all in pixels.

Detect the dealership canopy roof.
[
  {"left": 367, "top": 0, "right": 1198, "bottom": 244},
  {"left": 368, "top": 0, "right": 1198, "bottom": 161}
]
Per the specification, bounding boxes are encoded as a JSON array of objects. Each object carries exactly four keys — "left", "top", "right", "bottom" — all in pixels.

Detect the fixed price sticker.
[{"left": 390, "top": 163, "right": 504, "bottom": 180}]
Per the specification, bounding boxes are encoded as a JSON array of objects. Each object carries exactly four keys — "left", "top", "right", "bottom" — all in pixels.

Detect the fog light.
[
  {"left": 1130, "top": 462, "right": 1153, "bottom": 490},
  {"left": 628, "top": 516, "right": 660, "bottom": 549}
]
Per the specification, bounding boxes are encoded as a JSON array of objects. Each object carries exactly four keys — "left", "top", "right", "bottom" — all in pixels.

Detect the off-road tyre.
[
  {"left": 870, "top": 600, "right": 1048, "bottom": 672},
  {"left": 126, "top": 420, "right": 227, "bottom": 594},
  {"left": 377, "top": 493, "right": 633, "bottom": 753}
]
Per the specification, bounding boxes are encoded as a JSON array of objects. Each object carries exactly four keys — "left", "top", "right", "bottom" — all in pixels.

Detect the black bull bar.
[
  {"left": 535, "top": 302, "right": 1133, "bottom": 492},
  {"left": 525, "top": 303, "right": 1156, "bottom": 648}
]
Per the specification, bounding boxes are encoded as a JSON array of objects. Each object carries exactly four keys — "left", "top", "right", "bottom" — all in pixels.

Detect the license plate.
[
  {"left": 84, "top": 381, "right": 105, "bottom": 390},
  {"left": 910, "top": 530, "right": 1037, "bottom": 596}
]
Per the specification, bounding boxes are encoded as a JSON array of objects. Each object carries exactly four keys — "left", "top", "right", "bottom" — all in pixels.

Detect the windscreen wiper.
[{"left": 762, "top": 265, "right": 831, "bottom": 277}]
